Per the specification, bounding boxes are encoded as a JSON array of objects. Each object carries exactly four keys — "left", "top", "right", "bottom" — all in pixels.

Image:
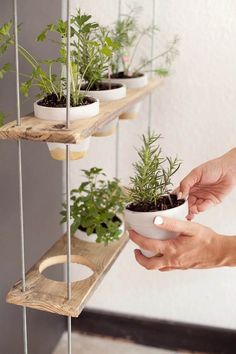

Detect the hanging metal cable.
[
  {"left": 66, "top": 0, "right": 72, "bottom": 353},
  {"left": 13, "top": 0, "right": 28, "bottom": 353},
  {"left": 148, "top": 0, "right": 156, "bottom": 131},
  {"left": 115, "top": 0, "right": 122, "bottom": 179}
]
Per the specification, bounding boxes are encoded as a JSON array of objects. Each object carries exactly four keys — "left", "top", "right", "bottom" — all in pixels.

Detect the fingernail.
[
  {"left": 177, "top": 192, "right": 183, "bottom": 200},
  {"left": 154, "top": 216, "right": 164, "bottom": 225}
]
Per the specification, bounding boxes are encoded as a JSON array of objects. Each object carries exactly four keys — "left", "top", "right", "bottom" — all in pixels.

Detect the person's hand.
[
  {"left": 129, "top": 216, "right": 235, "bottom": 271},
  {"left": 176, "top": 148, "right": 236, "bottom": 220}
]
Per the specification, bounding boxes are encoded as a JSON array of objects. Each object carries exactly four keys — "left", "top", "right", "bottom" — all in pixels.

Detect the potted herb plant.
[
  {"left": 0, "top": 17, "right": 100, "bottom": 161},
  {"left": 72, "top": 11, "right": 127, "bottom": 137},
  {"left": 125, "top": 132, "right": 188, "bottom": 257},
  {"left": 110, "top": 7, "right": 179, "bottom": 119},
  {"left": 61, "top": 167, "right": 125, "bottom": 244}
]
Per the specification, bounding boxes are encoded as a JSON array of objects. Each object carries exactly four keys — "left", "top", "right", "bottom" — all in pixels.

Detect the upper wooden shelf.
[
  {"left": 0, "top": 78, "right": 162, "bottom": 144},
  {"left": 7, "top": 231, "right": 129, "bottom": 317}
]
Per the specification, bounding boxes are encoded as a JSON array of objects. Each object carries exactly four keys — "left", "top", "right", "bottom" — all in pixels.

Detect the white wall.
[{"left": 67, "top": 0, "right": 236, "bottom": 328}]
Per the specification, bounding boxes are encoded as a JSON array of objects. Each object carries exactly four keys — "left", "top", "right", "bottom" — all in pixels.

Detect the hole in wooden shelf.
[{"left": 39, "top": 255, "right": 95, "bottom": 283}]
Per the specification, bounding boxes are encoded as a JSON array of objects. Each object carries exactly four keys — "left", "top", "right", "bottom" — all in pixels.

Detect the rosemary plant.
[
  {"left": 61, "top": 167, "right": 125, "bottom": 245},
  {"left": 128, "top": 132, "right": 181, "bottom": 211},
  {"left": 110, "top": 7, "right": 179, "bottom": 77}
]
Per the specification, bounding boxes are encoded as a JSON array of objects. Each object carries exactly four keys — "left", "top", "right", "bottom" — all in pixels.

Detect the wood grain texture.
[
  {"left": 0, "top": 78, "right": 162, "bottom": 144},
  {"left": 6, "top": 232, "right": 129, "bottom": 317}
]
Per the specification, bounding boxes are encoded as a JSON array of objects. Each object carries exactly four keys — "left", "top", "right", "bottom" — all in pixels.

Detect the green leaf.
[
  {"left": 155, "top": 68, "right": 169, "bottom": 77},
  {"left": 0, "top": 21, "right": 12, "bottom": 37},
  {"left": 0, "top": 63, "right": 10, "bottom": 79},
  {"left": 0, "top": 112, "right": 5, "bottom": 126}
]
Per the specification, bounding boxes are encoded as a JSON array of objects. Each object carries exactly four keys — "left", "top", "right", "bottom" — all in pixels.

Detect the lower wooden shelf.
[{"left": 6, "top": 232, "right": 129, "bottom": 317}]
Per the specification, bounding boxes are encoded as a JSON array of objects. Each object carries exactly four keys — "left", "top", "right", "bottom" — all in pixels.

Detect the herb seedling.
[
  {"left": 127, "top": 132, "right": 182, "bottom": 212},
  {"left": 61, "top": 167, "right": 125, "bottom": 245},
  {"left": 111, "top": 7, "right": 179, "bottom": 78}
]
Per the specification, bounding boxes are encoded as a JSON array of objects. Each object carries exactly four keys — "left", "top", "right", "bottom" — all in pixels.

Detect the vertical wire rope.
[
  {"left": 66, "top": 0, "right": 72, "bottom": 353},
  {"left": 147, "top": 0, "right": 156, "bottom": 131},
  {"left": 115, "top": 0, "right": 122, "bottom": 178},
  {"left": 13, "top": 1, "right": 28, "bottom": 353}
]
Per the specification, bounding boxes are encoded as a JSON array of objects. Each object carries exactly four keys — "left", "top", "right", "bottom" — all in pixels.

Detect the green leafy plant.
[
  {"left": 128, "top": 132, "right": 181, "bottom": 210},
  {"left": 61, "top": 167, "right": 125, "bottom": 245},
  {"left": 38, "top": 9, "right": 118, "bottom": 93},
  {"left": 0, "top": 9, "right": 116, "bottom": 107},
  {"left": 110, "top": 7, "right": 179, "bottom": 77}
]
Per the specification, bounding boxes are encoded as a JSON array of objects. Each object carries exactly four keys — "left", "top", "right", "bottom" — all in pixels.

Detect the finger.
[
  {"left": 159, "top": 267, "right": 186, "bottom": 272},
  {"left": 179, "top": 168, "right": 201, "bottom": 199},
  {"left": 134, "top": 249, "right": 166, "bottom": 270},
  {"left": 154, "top": 216, "right": 199, "bottom": 236},
  {"left": 129, "top": 230, "right": 166, "bottom": 253}
]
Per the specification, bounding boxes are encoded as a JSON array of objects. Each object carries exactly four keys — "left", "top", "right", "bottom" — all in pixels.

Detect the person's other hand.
[
  {"left": 176, "top": 149, "right": 236, "bottom": 220},
  {"left": 129, "top": 216, "right": 231, "bottom": 271}
]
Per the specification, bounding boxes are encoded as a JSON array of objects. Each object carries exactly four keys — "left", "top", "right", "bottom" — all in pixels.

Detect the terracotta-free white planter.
[
  {"left": 125, "top": 200, "right": 188, "bottom": 257},
  {"left": 74, "top": 217, "right": 125, "bottom": 243},
  {"left": 82, "top": 82, "right": 126, "bottom": 136},
  {"left": 34, "top": 97, "right": 99, "bottom": 160},
  {"left": 110, "top": 73, "right": 148, "bottom": 120}
]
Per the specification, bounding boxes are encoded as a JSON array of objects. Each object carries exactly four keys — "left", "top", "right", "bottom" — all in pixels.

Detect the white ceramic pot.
[
  {"left": 74, "top": 217, "right": 125, "bottom": 243},
  {"left": 34, "top": 97, "right": 99, "bottom": 160},
  {"left": 125, "top": 200, "right": 188, "bottom": 257},
  {"left": 110, "top": 73, "right": 148, "bottom": 120},
  {"left": 82, "top": 82, "right": 126, "bottom": 136},
  {"left": 47, "top": 139, "right": 91, "bottom": 161}
]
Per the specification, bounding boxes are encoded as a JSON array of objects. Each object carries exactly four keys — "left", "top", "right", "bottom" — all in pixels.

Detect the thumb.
[
  {"left": 153, "top": 216, "right": 198, "bottom": 236},
  {"left": 179, "top": 168, "right": 200, "bottom": 199}
]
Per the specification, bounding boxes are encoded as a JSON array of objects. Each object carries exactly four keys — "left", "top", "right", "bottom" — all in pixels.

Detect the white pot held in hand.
[
  {"left": 110, "top": 73, "right": 148, "bottom": 120},
  {"left": 74, "top": 218, "right": 125, "bottom": 243},
  {"left": 34, "top": 97, "right": 99, "bottom": 161},
  {"left": 125, "top": 200, "right": 188, "bottom": 257},
  {"left": 82, "top": 82, "right": 126, "bottom": 136}
]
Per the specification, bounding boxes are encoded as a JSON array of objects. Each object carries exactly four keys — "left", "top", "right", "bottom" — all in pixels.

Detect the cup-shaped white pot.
[
  {"left": 110, "top": 73, "right": 148, "bottom": 120},
  {"left": 125, "top": 200, "right": 188, "bottom": 257},
  {"left": 82, "top": 82, "right": 126, "bottom": 136},
  {"left": 34, "top": 97, "right": 99, "bottom": 161},
  {"left": 74, "top": 217, "right": 125, "bottom": 243}
]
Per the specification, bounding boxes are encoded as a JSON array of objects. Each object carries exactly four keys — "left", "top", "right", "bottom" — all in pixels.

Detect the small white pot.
[
  {"left": 125, "top": 200, "right": 188, "bottom": 257},
  {"left": 34, "top": 97, "right": 99, "bottom": 121},
  {"left": 47, "top": 139, "right": 91, "bottom": 161},
  {"left": 34, "top": 97, "right": 99, "bottom": 160},
  {"left": 82, "top": 82, "right": 126, "bottom": 136},
  {"left": 74, "top": 217, "right": 125, "bottom": 243},
  {"left": 110, "top": 73, "right": 148, "bottom": 120}
]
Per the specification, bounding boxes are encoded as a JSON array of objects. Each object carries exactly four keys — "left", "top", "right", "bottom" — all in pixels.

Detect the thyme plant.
[
  {"left": 110, "top": 7, "right": 179, "bottom": 77},
  {"left": 128, "top": 132, "right": 181, "bottom": 210},
  {"left": 61, "top": 167, "right": 125, "bottom": 245}
]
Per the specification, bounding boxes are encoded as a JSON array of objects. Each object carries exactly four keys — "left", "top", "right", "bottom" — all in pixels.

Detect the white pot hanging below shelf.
[
  {"left": 81, "top": 82, "right": 126, "bottom": 137},
  {"left": 125, "top": 199, "right": 188, "bottom": 258},
  {"left": 110, "top": 73, "right": 148, "bottom": 120},
  {"left": 34, "top": 97, "right": 99, "bottom": 161},
  {"left": 74, "top": 217, "right": 125, "bottom": 243},
  {"left": 47, "top": 139, "right": 91, "bottom": 161}
]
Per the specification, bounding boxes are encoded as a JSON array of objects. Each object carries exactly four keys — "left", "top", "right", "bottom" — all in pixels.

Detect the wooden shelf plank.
[
  {"left": 0, "top": 78, "right": 162, "bottom": 144},
  {"left": 6, "top": 232, "right": 129, "bottom": 317}
]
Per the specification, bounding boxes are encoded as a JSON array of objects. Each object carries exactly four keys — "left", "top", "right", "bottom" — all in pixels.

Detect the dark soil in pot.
[
  {"left": 37, "top": 93, "right": 95, "bottom": 108},
  {"left": 81, "top": 82, "right": 122, "bottom": 91},
  {"left": 111, "top": 71, "right": 143, "bottom": 79},
  {"left": 78, "top": 215, "right": 121, "bottom": 233},
  {"left": 126, "top": 194, "right": 185, "bottom": 212}
]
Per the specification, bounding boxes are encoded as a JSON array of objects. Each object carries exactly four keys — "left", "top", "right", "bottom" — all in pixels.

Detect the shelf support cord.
[
  {"left": 66, "top": 0, "right": 72, "bottom": 353},
  {"left": 148, "top": 0, "right": 156, "bottom": 132},
  {"left": 115, "top": 0, "right": 122, "bottom": 179},
  {"left": 13, "top": 0, "right": 28, "bottom": 353}
]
